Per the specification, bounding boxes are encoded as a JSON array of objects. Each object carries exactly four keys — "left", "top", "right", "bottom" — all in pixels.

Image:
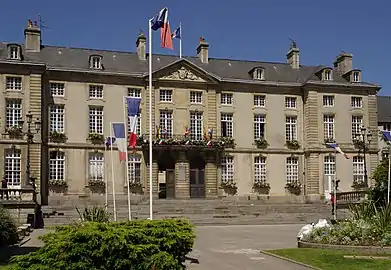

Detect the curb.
[{"left": 260, "top": 250, "right": 321, "bottom": 270}]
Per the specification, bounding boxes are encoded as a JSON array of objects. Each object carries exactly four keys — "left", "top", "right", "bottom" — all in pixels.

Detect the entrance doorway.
[
  {"left": 190, "top": 155, "right": 205, "bottom": 198},
  {"left": 157, "top": 152, "right": 175, "bottom": 199}
]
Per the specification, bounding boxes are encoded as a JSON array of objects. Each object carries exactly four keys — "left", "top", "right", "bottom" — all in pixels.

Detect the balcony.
[
  {"left": 0, "top": 187, "right": 36, "bottom": 209},
  {"left": 137, "top": 134, "right": 235, "bottom": 149}
]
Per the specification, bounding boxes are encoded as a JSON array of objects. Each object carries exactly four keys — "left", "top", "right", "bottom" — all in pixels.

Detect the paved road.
[{"left": 24, "top": 224, "right": 309, "bottom": 270}]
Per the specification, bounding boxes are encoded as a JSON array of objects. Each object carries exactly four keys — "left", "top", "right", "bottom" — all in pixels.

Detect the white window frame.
[
  {"left": 9, "top": 46, "right": 20, "bottom": 60},
  {"left": 221, "top": 113, "right": 233, "bottom": 137},
  {"left": 159, "top": 89, "right": 172, "bottom": 102},
  {"left": 89, "top": 85, "right": 104, "bottom": 99},
  {"left": 253, "top": 68, "right": 264, "bottom": 80},
  {"left": 254, "top": 95, "right": 266, "bottom": 107},
  {"left": 190, "top": 112, "right": 203, "bottom": 140},
  {"left": 285, "top": 116, "right": 297, "bottom": 141},
  {"left": 383, "top": 124, "right": 391, "bottom": 131},
  {"left": 323, "top": 115, "right": 335, "bottom": 140},
  {"left": 88, "top": 152, "right": 104, "bottom": 181},
  {"left": 351, "top": 115, "right": 363, "bottom": 139},
  {"left": 351, "top": 96, "right": 362, "bottom": 108},
  {"left": 221, "top": 156, "right": 234, "bottom": 183},
  {"left": 190, "top": 91, "right": 202, "bottom": 104},
  {"left": 353, "top": 71, "right": 360, "bottom": 82},
  {"left": 324, "top": 156, "right": 336, "bottom": 178},
  {"left": 5, "top": 99, "right": 22, "bottom": 129},
  {"left": 324, "top": 69, "right": 332, "bottom": 81},
  {"left": 253, "top": 114, "right": 266, "bottom": 139},
  {"left": 50, "top": 82, "right": 65, "bottom": 97},
  {"left": 353, "top": 156, "right": 365, "bottom": 183},
  {"left": 159, "top": 110, "right": 173, "bottom": 138},
  {"left": 90, "top": 56, "right": 102, "bottom": 69},
  {"left": 221, "top": 93, "right": 233, "bottom": 105},
  {"left": 6, "top": 77, "right": 22, "bottom": 91},
  {"left": 254, "top": 156, "right": 267, "bottom": 183},
  {"left": 89, "top": 106, "right": 104, "bottom": 134},
  {"left": 286, "top": 157, "right": 299, "bottom": 183},
  {"left": 128, "top": 88, "right": 142, "bottom": 98},
  {"left": 49, "top": 151, "right": 65, "bottom": 181},
  {"left": 128, "top": 154, "right": 141, "bottom": 184},
  {"left": 323, "top": 95, "right": 334, "bottom": 107},
  {"left": 50, "top": 104, "right": 65, "bottom": 133},
  {"left": 4, "top": 149, "right": 21, "bottom": 187},
  {"left": 285, "top": 97, "right": 296, "bottom": 109}
]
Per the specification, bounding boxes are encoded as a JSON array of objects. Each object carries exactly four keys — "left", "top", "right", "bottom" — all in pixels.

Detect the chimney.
[
  {"left": 24, "top": 19, "right": 41, "bottom": 52},
  {"left": 286, "top": 41, "right": 300, "bottom": 69},
  {"left": 333, "top": 52, "right": 353, "bottom": 74},
  {"left": 197, "top": 37, "right": 209, "bottom": 64},
  {"left": 136, "top": 31, "right": 146, "bottom": 61}
]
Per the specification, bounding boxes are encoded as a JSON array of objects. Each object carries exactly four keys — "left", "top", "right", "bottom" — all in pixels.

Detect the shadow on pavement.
[{"left": 0, "top": 246, "right": 40, "bottom": 265}]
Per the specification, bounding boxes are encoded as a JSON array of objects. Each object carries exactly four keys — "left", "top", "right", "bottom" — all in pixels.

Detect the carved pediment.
[{"left": 159, "top": 67, "right": 206, "bottom": 82}]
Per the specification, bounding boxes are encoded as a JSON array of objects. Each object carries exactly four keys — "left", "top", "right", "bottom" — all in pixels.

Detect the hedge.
[{"left": 0, "top": 206, "right": 19, "bottom": 247}]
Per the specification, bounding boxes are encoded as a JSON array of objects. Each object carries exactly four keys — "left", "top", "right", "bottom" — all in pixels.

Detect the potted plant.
[
  {"left": 324, "top": 137, "right": 336, "bottom": 144},
  {"left": 252, "top": 181, "right": 271, "bottom": 194},
  {"left": 220, "top": 181, "right": 238, "bottom": 195},
  {"left": 7, "top": 126, "right": 23, "bottom": 139},
  {"left": 353, "top": 139, "right": 366, "bottom": 149},
  {"left": 88, "top": 133, "right": 105, "bottom": 145},
  {"left": 128, "top": 181, "right": 143, "bottom": 194},
  {"left": 219, "top": 137, "right": 235, "bottom": 148},
  {"left": 50, "top": 131, "right": 68, "bottom": 143},
  {"left": 286, "top": 140, "right": 300, "bottom": 150},
  {"left": 48, "top": 179, "right": 68, "bottom": 193},
  {"left": 88, "top": 179, "right": 105, "bottom": 194},
  {"left": 254, "top": 138, "right": 268, "bottom": 149},
  {"left": 351, "top": 179, "right": 368, "bottom": 190},
  {"left": 285, "top": 181, "right": 301, "bottom": 195}
]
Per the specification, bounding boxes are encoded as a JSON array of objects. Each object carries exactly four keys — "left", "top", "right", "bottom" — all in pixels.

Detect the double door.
[{"left": 190, "top": 169, "right": 205, "bottom": 198}]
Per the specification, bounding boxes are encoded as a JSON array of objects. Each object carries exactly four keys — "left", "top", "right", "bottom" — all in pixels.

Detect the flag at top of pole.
[
  {"left": 151, "top": 7, "right": 173, "bottom": 49},
  {"left": 172, "top": 24, "right": 182, "bottom": 58}
]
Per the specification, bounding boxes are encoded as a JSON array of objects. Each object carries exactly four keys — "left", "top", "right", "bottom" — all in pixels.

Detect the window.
[
  {"left": 285, "top": 116, "right": 297, "bottom": 141},
  {"left": 90, "top": 56, "right": 102, "bottom": 69},
  {"left": 351, "top": 115, "right": 363, "bottom": 139},
  {"left": 160, "top": 89, "right": 172, "bottom": 102},
  {"left": 190, "top": 91, "right": 202, "bottom": 103},
  {"left": 353, "top": 156, "right": 365, "bottom": 183},
  {"left": 353, "top": 71, "right": 360, "bottom": 82},
  {"left": 286, "top": 157, "right": 298, "bottom": 183},
  {"left": 50, "top": 104, "right": 65, "bottom": 133},
  {"left": 221, "top": 113, "right": 233, "bottom": 137},
  {"left": 254, "top": 115, "right": 265, "bottom": 139},
  {"left": 254, "top": 95, "right": 266, "bottom": 107},
  {"left": 383, "top": 124, "right": 391, "bottom": 131},
  {"left": 89, "top": 107, "right": 104, "bottom": 134},
  {"left": 254, "top": 156, "right": 266, "bottom": 183},
  {"left": 49, "top": 151, "right": 65, "bottom": 181},
  {"left": 285, "top": 97, "right": 296, "bottom": 108},
  {"left": 5, "top": 99, "right": 22, "bottom": 129},
  {"left": 323, "top": 95, "right": 334, "bottom": 107},
  {"left": 88, "top": 153, "right": 104, "bottom": 181},
  {"left": 9, "top": 46, "right": 20, "bottom": 60},
  {"left": 190, "top": 112, "right": 203, "bottom": 140},
  {"left": 50, "top": 83, "right": 65, "bottom": 97},
  {"left": 4, "top": 149, "right": 21, "bottom": 187},
  {"left": 253, "top": 68, "right": 264, "bottom": 80},
  {"left": 324, "top": 156, "right": 336, "bottom": 180},
  {"left": 221, "top": 156, "right": 234, "bottom": 183},
  {"left": 128, "top": 154, "right": 141, "bottom": 183},
  {"left": 159, "top": 111, "right": 173, "bottom": 138},
  {"left": 128, "top": 88, "right": 141, "bottom": 98},
  {"left": 89, "top": 85, "right": 103, "bottom": 99},
  {"left": 324, "top": 69, "right": 332, "bottom": 81},
  {"left": 351, "top": 97, "right": 362, "bottom": 108},
  {"left": 323, "top": 115, "right": 335, "bottom": 140},
  {"left": 6, "top": 77, "right": 22, "bottom": 90},
  {"left": 221, "top": 93, "right": 233, "bottom": 105}
]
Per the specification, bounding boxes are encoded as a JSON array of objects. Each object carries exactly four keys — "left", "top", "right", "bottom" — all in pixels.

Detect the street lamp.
[
  {"left": 354, "top": 126, "right": 372, "bottom": 186},
  {"left": 18, "top": 111, "right": 41, "bottom": 187}
]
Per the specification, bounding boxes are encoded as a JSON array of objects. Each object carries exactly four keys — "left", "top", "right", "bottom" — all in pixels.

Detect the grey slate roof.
[
  {"left": 0, "top": 42, "right": 380, "bottom": 87},
  {"left": 377, "top": 96, "right": 391, "bottom": 123}
]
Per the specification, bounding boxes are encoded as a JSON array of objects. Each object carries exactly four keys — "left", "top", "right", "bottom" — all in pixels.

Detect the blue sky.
[{"left": 0, "top": 0, "right": 389, "bottom": 94}]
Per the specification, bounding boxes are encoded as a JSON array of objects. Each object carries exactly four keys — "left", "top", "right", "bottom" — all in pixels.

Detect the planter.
[
  {"left": 254, "top": 139, "right": 268, "bottom": 149},
  {"left": 253, "top": 182, "right": 271, "bottom": 194},
  {"left": 298, "top": 241, "right": 391, "bottom": 255},
  {"left": 49, "top": 131, "right": 68, "bottom": 143},
  {"left": 7, "top": 126, "right": 23, "bottom": 139},
  {"left": 324, "top": 138, "right": 336, "bottom": 144},
  {"left": 285, "top": 182, "right": 301, "bottom": 195},
  {"left": 220, "top": 182, "right": 238, "bottom": 195},
  {"left": 286, "top": 140, "right": 300, "bottom": 150},
  {"left": 48, "top": 179, "right": 68, "bottom": 194},
  {"left": 220, "top": 137, "right": 235, "bottom": 148},
  {"left": 88, "top": 133, "right": 105, "bottom": 145},
  {"left": 351, "top": 180, "right": 368, "bottom": 190},
  {"left": 88, "top": 179, "right": 105, "bottom": 194},
  {"left": 128, "top": 182, "right": 144, "bottom": 194}
]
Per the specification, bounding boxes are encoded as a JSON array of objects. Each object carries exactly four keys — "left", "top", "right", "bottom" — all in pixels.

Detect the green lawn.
[{"left": 267, "top": 248, "right": 391, "bottom": 270}]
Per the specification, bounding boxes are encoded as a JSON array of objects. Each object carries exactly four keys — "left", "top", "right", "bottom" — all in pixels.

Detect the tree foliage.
[
  {"left": 0, "top": 206, "right": 19, "bottom": 247},
  {"left": 9, "top": 219, "right": 195, "bottom": 270},
  {"left": 368, "top": 159, "right": 389, "bottom": 206}
]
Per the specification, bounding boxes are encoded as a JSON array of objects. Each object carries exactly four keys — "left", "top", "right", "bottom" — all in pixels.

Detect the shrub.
[
  {"left": 0, "top": 206, "right": 19, "bottom": 247},
  {"left": 9, "top": 219, "right": 195, "bottom": 270},
  {"left": 368, "top": 160, "right": 389, "bottom": 207},
  {"left": 75, "top": 205, "right": 110, "bottom": 222}
]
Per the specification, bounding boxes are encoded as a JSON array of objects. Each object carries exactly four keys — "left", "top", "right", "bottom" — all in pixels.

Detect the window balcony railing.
[{"left": 137, "top": 134, "right": 235, "bottom": 149}]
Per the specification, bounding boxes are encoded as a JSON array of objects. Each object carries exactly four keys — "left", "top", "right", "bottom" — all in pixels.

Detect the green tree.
[{"left": 368, "top": 159, "right": 389, "bottom": 206}]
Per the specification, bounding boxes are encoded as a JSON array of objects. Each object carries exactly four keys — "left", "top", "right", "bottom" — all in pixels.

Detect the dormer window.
[
  {"left": 90, "top": 55, "right": 102, "bottom": 69},
  {"left": 252, "top": 68, "right": 265, "bottom": 80},
  {"left": 352, "top": 71, "right": 360, "bottom": 82},
  {"left": 323, "top": 69, "right": 332, "bottom": 81},
  {"left": 8, "top": 45, "right": 21, "bottom": 60}
]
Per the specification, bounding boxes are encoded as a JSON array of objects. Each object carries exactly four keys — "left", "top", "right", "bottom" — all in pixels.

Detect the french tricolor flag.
[
  {"left": 112, "top": 123, "right": 127, "bottom": 161},
  {"left": 126, "top": 97, "right": 141, "bottom": 149},
  {"left": 151, "top": 7, "right": 173, "bottom": 50},
  {"left": 326, "top": 143, "right": 350, "bottom": 159},
  {"left": 382, "top": 130, "right": 391, "bottom": 142}
]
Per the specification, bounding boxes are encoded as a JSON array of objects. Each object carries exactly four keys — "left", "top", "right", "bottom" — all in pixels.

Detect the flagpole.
[
  {"left": 110, "top": 123, "right": 117, "bottom": 221},
  {"left": 105, "top": 150, "right": 108, "bottom": 210},
  {"left": 148, "top": 18, "right": 154, "bottom": 220},
  {"left": 179, "top": 22, "right": 182, "bottom": 59},
  {"left": 388, "top": 144, "right": 391, "bottom": 205},
  {"left": 123, "top": 96, "right": 132, "bottom": 221}
]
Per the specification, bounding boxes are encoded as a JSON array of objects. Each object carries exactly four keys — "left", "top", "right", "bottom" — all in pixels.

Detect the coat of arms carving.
[{"left": 160, "top": 67, "right": 205, "bottom": 82}]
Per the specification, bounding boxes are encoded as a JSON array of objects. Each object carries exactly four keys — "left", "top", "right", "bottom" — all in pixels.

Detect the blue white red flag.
[
  {"left": 172, "top": 26, "right": 181, "bottom": 39},
  {"left": 151, "top": 7, "right": 173, "bottom": 49},
  {"left": 126, "top": 97, "right": 141, "bottom": 149},
  {"left": 105, "top": 137, "right": 116, "bottom": 149},
  {"left": 382, "top": 130, "right": 391, "bottom": 142},
  {"left": 325, "top": 143, "right": 349, "bottom": 159},
  {"left": 112, "top": 123, "right": 127, "bottom": 161}
]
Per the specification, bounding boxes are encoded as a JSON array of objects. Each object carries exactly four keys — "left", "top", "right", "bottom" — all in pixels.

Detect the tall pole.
[
  {"left": 148, "top": 19, "right": 154, "bottom": 220},
  {"left": 388, "top": 144, "right": 391, "bottom": 205},
  {"left": 123, "top": 97, "right": 132, "bottom": 221},
  {"left": 363, "top": 139, "right": 368, "bottom": 185},
  {"left": 179, "top": 22, "right": 182, "bottom": 59},
  {"left": 26, "top": 122, "right": 31, "bottom": 187},
  {"left": 105, "top": 150, "right": 108, "bottom": 210},
  {"left": 110, "top": 123, "right": 117, "bottom": 221},
  {"left": 333, "top": 148, "right": 337, "bottom": 220}
]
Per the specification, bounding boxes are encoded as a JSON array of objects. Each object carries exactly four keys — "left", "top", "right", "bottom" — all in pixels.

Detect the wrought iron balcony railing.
[{"left": 137, "top": 134, "right": 235, "bottom": 149}]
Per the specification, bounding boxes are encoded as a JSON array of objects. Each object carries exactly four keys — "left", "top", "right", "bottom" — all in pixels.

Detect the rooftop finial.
[
  {"left": 139, "top": 29, "right": 145, "bottom": 37},
  {"left": 200, "top": 36, "right": 206, "bottom": 43},
  {"left": 288, "top": 37, "right": 297, "bottom": 49},
  {"left": 28, "top": 19, "right": 33, "bottom": 28},
  {"left": 34, "top": 21, "right": 38, "bottom": 27}
]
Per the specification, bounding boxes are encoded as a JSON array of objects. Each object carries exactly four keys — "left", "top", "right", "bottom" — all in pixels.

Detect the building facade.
[{"left": 0, "top": 21, "right": 382, "bottom": 205}]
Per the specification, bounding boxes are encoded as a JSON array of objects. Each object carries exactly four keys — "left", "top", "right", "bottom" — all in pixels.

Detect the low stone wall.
[{"left": 298, "top": 241, "right": 391, "bottom": 255}]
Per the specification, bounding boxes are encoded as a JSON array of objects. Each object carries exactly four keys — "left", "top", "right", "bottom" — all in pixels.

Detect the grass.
[{"left": 267, "top": 248, "right": 391, "bottom": 270}]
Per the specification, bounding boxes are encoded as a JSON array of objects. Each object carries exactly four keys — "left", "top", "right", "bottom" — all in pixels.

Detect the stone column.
[
  {"left": 306, "top": 153, "right": 320, "bottom": 195},
  {"left": 205, "top": 154, "right": 218, "bottom": 198},
  {"left": 175, "top": 151, "right": 189, "bottom": 199}
]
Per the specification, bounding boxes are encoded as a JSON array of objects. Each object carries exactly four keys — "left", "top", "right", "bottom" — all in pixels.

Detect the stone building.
[
  {"left": 0, "top": 21, "right": 381, "bottom": 205},
  {"left": 377, "top": 96, "right": 391, "bottom": 161}
]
